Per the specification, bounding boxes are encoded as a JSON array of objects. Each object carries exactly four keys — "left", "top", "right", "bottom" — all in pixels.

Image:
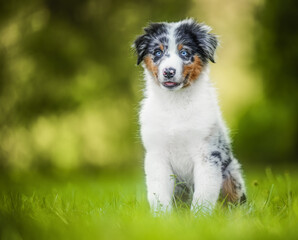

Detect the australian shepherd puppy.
[{"left": 133, "top": 19, "right": 246, "bottom": 214}]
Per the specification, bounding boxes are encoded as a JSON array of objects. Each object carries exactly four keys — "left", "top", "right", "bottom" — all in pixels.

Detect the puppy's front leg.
[
  {"left": 145, "top": 152, "right": 174, "bottom": 213},
  {"left": 191, "top": 161, "right": 222, "bottom": 214}
]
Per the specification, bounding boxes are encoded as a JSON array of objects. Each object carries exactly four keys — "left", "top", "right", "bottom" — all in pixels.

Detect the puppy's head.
[{"left": 133, "top": 19, "right": 218, "bottom": 90}]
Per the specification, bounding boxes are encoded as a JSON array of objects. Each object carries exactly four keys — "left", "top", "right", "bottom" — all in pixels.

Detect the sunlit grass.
[{"left": 0, "top": 168, "right": 297, "bottom": 239}]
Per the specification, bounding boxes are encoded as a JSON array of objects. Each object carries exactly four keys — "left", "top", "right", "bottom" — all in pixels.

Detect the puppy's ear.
[
  {"left": 196, "top": 26, "right": 218, "bottom": 63},
  {"left": 133, "top": 33, "right": 150, "bottom": 65},
  {"left": 133, "top": 23, "right": 167, "bottom": 65}
]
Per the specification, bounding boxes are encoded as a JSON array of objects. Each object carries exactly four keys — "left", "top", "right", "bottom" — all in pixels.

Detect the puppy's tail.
[{"left": 222, "top": 158, "right": 246, "bottom": 204}]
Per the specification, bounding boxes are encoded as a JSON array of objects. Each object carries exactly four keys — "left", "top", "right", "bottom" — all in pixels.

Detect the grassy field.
[{"left": 0, "top": 167, "right": 298, "bottom": 240}]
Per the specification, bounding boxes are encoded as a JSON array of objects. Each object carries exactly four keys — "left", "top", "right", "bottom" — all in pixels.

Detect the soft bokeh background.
[{"left": 0, "top": 0, "right": 297, "bottom": 173}]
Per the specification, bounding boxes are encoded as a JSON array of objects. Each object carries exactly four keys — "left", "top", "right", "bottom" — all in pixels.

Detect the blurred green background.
[{"left": 0, "top": 0, "right": 297, "bottom": 173}]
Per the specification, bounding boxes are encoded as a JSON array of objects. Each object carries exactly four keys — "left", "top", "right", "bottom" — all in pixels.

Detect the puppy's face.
[{"left": 134, "top": 19, "right": 218, "bottom": 90}]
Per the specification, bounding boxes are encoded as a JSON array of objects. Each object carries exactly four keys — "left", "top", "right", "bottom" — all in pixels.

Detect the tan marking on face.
[
  {"left": 144, "top": 56, "right": 159, "bottom": 83},
  {"left": 182, "top": 55, "right": 203, "bottom": 87},
  {"left": 160, "top": 44, "right": 164, "bottom": 51},
  {"left": 178, "top": 44, "right": 183, "bottom": 51},
  {"left": 222, "top": 175, "right": 240, "bottom": 203}
]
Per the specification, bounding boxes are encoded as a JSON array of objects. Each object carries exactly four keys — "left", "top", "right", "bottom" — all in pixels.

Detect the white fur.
[{"left": 138, "top": 21, "right": 245, "bottom": 214}]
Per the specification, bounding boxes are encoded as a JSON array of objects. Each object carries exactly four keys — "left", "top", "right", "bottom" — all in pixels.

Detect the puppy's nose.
[{"left": 163, "top": 68, "right": 176, "bottom": 79}]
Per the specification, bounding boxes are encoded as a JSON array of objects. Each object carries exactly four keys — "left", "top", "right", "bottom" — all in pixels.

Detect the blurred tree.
[
  {"left": 235, "top": 0, "right": 298, "bottom": 165},
  {"left": 5, "top": 0, "right": 296, "bottom": 170}
]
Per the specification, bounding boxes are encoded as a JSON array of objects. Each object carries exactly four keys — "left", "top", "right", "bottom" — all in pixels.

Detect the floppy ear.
[
  {"left": 133, "top": 34, "right": 150, "bottom": 65},
  {"left": 197, "top": 29, "right": 218, "bottom": 63},
  {"left": 195, "top": 24, "right": 218, "bottom": 63},
  {"left": 133, "top": 23, "right": 168, "bottom": 65}
]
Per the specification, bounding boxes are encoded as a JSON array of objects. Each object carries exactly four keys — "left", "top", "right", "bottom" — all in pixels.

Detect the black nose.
[{"left": 163, "top": 68, "right": 176, "bottom": 79}]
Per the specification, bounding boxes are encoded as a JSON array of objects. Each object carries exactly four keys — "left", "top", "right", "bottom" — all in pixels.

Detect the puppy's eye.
[
  {"left": 180, "top": 50, "right": 189, "bottom": 58},
  {"left": 154, "top": 50, "right": 163, "bottom": 57}
]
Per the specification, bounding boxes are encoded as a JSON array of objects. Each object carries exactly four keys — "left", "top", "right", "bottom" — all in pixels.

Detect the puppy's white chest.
[
  {"left": 141, "top": 97, "right": 211, "bottom": 148},
  {"left": 142, "top": 104, "right": 198, "bottom": 145},
  {"left": 141, "top": 102, "right": 207, "bottom": 183}
]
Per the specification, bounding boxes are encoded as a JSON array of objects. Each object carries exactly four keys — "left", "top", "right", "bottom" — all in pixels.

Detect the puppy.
[{"left": 133, "top": 19, "right": 246, "bottom": 214}]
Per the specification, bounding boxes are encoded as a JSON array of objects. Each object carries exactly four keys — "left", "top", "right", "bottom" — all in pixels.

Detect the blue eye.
[
  {"left": 180, "top": 50, "right": 189, "bottom": 57},
  {"left": 154, "top": 50, "right": 163, "bottom": 57}
]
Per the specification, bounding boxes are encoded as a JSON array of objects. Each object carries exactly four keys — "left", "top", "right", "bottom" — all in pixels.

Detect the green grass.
[{"left": 0, "top": 168, "right": 298, "bottom": 240}]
